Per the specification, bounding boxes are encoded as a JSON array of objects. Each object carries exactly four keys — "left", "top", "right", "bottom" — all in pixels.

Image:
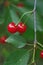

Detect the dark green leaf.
[{"left": 4, "top": 49, "right": 30, "bottom": 65}]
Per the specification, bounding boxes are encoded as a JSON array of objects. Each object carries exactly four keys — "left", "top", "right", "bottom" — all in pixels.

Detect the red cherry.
[
  {"left": 40, "top": 50, "right": 43, "bottom": 58},
  {"left": 17, "top": 3, "right": 24, "bottom": 7},
  {"left": 17, "top": 22, "right": 27, "bottom": 33},
  {"left": 4, "top": 1, "right": 9, "bottom": 7},
  {"left": 7, "top": 22, "right": 17, "bottom": 33},
  {"left": 0, "top": 36, "right": 7, "bottom": 44}
]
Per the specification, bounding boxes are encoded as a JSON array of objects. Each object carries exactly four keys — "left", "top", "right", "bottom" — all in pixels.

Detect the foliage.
[{"left": 0, "top": 0, "right": 43, "bottom": 65}]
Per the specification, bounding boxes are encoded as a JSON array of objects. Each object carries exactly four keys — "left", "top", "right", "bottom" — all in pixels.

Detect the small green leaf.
[
  {"left": 9, "top": 6, "right": 19, "bottom": 24},
  {"left": 6, "top": 33, "right": 27, "bottom": 48}
]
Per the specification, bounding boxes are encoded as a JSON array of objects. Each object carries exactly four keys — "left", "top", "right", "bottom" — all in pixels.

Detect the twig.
[
  {"left": 37, "top": 42, "right": 43, "bottom": 48},
  {"left": 38, "top": 46, "right": 43, "bottom": 50},
  {"left": 32, "top": 0, "right": 37, "bottom": 64}
]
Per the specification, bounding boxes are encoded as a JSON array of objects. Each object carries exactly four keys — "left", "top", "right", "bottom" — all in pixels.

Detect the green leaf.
[
  {"left": 4, "top": 49, "right": 30, "bottom": 65},
  {"left": 9, "top": 6, "right": 19, "bottom": 24},
  {"left": 5, "top": 33, "right": 27, "bottom": 48}
]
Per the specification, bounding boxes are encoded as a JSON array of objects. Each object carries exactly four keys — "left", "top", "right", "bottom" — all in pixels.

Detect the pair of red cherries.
[{"left": 7, "top": 22, "right": 27, "bottom": 34}]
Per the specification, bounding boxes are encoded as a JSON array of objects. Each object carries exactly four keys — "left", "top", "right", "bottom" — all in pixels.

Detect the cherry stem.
[
  {"left": 37, "top": 42, "right": 43, "bottom": 48},
  {"left": 12, "top": 4, "right": 35, "bottom": 25},
  {"left": 28, "top": 48, "right": 33, "bottom": 52},
  {"left": 27, "top": 44, "right": 34, "bottom": 46},
  {"left": 38, "top": 46, "right": 43, "bottom": 50},
  {"left": 16, "top": 10, "right": 34, "bottom": 25}
]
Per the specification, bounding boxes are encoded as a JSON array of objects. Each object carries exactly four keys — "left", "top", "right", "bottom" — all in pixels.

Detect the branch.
[
  {"left": 32, "top": 0, "right": 37, "bottom": 64},
  {"left": 34, "top": 0, "right": 37, "bottom": 44}
]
